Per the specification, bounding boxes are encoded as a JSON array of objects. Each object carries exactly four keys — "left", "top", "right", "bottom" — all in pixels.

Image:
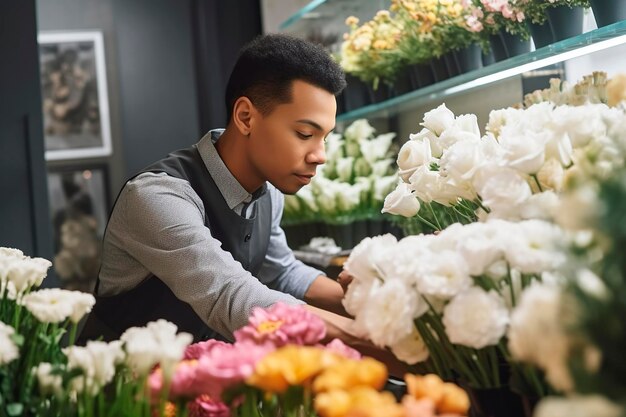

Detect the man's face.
[{"left": 247, "top": 80, "right": 336, "bottom": 195}]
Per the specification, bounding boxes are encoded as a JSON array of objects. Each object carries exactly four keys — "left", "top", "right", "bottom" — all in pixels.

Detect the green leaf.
[{"left": 6, "top": 403, "right": 23, "bottom": 416}]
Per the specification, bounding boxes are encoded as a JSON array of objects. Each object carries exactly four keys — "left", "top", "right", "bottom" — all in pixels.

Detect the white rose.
[
  {"left": 397, "top": 139, "right": 433, "bottom": 182},
  {"left": 410, "top": 128, "right": 442, "bottom": 158},
  {"left": 382, "top": 182, "right": 421, "bottom": 217},
  {"left": 534, "top": 396, "right": 623, "bottom": 417},
  {"left": 443, "top": 287, "right": 509, "bottom": 349},
  {"left": 439, "top": 138, "right": 485, "bottom": 182},
  {"left": 437, "top": 125, "right": 480, "bottom": 151},
  {"left": 421, "top": 103, "right": 455, "bottom": 136},
  {"left": 390, "top": 327, "right": 430, "bottom": 364},
  {"left": 0, "top": 322, "right": 19, "bottom": 365},
  {"left": 453, "top": 113, "right": 481, "bottom": 136}
]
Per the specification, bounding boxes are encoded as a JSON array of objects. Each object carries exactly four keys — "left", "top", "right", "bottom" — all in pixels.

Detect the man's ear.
[{"left": 231, "top": 96, "right": 256, "bottom": 136}]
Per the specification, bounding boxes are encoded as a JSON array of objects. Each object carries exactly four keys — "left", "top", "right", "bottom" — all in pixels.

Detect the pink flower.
[
  {"left": 149, "top": 360, "right": 200, "bottom": 401},
  {"left": 184, "top": 339, "right": 228, "bottom": 360},
  {"left": 194, "top": 342, "right": 272, "bottom": 401},
  {"left": 234, "top": 302, "right": 326, "bottom": 347},
  {"left": 188, "top": 395, "right": 230, "bottom": 417},
  {"left": 323, "top": 338, "right": 362, "bottom": 360}
]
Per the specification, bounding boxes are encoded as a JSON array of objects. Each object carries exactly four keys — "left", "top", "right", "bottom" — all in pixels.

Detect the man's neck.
[{"left": 214, "top": 127, "right": 263, "bottom": 193}]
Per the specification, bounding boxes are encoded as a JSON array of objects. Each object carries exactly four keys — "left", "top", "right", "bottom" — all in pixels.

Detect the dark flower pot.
[
  {"left": 341, "top": 75, "right": 371, "bottom": 112},
  {"left": 367, "top": 83, "right": 392, "bottom": 104},
  {"left": 443, "top": 52, "right": 461, "bottom": 77},
  {"left": 455, "top": 43, "right": 483, "bottom": 73},
  {"left": 409, "top": 63, "right": 436, "bottom": 88},
  {"left": 547, "top": 6, "right": 584, "bottom": 41},
  {"left": 482, "top": 48, "right": 496, "bottom": 66},
  {"left": 528, "top": 20, "right": 555, "bottom": 49},
  {"left": 501, "top": 31, "right": 531, "bottom": 57},
  {"left": 466, "top": 386, "right": 536, "bottom": 417},
  {"left": 430, "top": 56, "right": 450, "bottom": 82},
  {"left": 590, "top": 0, "right": 626, "bottom": 27},
  {"left": 392, "top": 66, "right": 416, "bottom": 96}
]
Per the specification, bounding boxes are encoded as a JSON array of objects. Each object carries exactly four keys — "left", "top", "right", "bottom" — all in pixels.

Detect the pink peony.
[
  {"left": 188, "top": 395, "right": 230, "bottom": 417},
  {"left": 194, "top": 342, "right": 272, "bottom": 401},
  {"left": 323, "top": 338, "right": 362, "bottom": 360},
  {"left": 149, "top": 360, "right": 200, "bottom": 401},
  {"left": 184, "top": 339, "right": 228, "bottom": 360},
  {"left": 233, "top": 302, "right": 326, "bottom": 347}
]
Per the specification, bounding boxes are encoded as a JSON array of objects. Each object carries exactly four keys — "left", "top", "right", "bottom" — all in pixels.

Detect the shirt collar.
[{"left": 196, "top": 129, "right": 266, "bottom": 210}]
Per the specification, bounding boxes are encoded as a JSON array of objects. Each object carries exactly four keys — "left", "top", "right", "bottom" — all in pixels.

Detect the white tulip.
[
  {"left": 344, "top": 119, "right": 375, "bottom": 142},
  {"left": 336, "top": 156, "right": 355, "bottom": 182},
  {"left": 371, "top": 158, "right": 394, "bottom": 176},
  {"left": 382, "top": 182, "right": 421, "bottom": 217},
  {"left": 373, "top": 175, "right": 398, "bottom": 203},
  {"left": 360, "top": 132, "right": 395, "bottom": 165}
]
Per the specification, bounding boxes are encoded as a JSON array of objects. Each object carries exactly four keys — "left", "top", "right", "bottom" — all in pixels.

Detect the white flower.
[
  {"left": 453, "top": 114, "right": 481, "bottom": 136},
  {"left": 551, "top": 104, "right": 610, "bottom": 148},
  {"left": 508, "top": 283, "right": 573, "bottom": 392},
  {"left": 443, "top": 287, "right": 509, "bottom": 349},
  {"left": 473, "top": 165, "right": 532, "bottom": 218},
  {"left": 343, "top": 279, "right": 375, "bottom": 318},
  {"left": 336, "top": 156, "right": 355, "bottom": 182},
  {"left": 534, "top": 395, "right": 622, "bottom": 417},
  {"left": 390, "top": 327, "right": 430, "bottom": 364},
  {"left": 336, "top": 182, "right": 363, "bottom": 212},
  {"left": 381, "top": 182, "right": 420, "bottom": 217},
  {"left": 504, "top": 220, "right": 566, "bottom": 274},
  {"left": 22, "top": 289, "right": 74, "bottom": 323},
  {"left": 121, "top": 319, "right": 192, "bottom": 376},
  {"left": 437, "top": 124, "right": 480, "bottom": 151},
  {"left": 373, "top": 175, "right": 398, "bottom": 203},
  {"left": 371, "top": 158, "right": 394, "bottom": 176},
  {"left": 4, "top": 256, "right": 51, "bottom": 294},
  {"left": 33, "top": 362, "right": 64, "bottom": 396},
  {"left": 536, "top": 158, "right": 565, "bottom": 191},
  {"left": 421, "top": 103, "right": 455, "bottom": 136},
  {"left": 519, "top": 191, "right": 559, "bottom": 221},
  {"left": 324, "top": 132, "right": 344, "bottom": 161},
  {"left": 295, "top": 186, "right": 318, "bottom": 212},
  {"left": 63, "top": 340, "right": 124, "bottom": 395},
  {"left": 441, "top": 221, "right": 506, "bottom": 276},
  {"left": 499, "top": 125, "right": 547, "bottom": 174},
  {"left": 410, "top": 128, "right": 441, "bottom": 158},
  {"left": 486, "top": 107, "right": 522, "bottom": 137},
  {"left": 416, "top": 251, "right": 471, "bottom": 300},
  {"left": 397, "top": 138, "right": 433, "bottom": 182},
  {"left": 408, "top": 166, "right": 474, "bottom": 206},
  {"left": 360, "top": 133, "right": 395, "bottom": 165},
  {"left": 344, "top": 119, "right": 375, "bottom": 142},
  {"left": 68, "top": 292, "right": 96, "bottom": 323},
  {"left": 545, "top": 132, "right": 574, "bottom": 167},
  {"left": 439, "top": 138, "right": 485, "bottom": 182},
  {"left": 0, "top": 322, "right": 19, "bottom": 365},
  {"left": 344, "top": 234, "right": 398, "bottom": 285},
  {"left": 359, "top": 279, "right": 425, "bottom": 347},
  {"left": 555, "top": 183, "right": 599, "bottom": 230},
  {"left": 576, "top": 269, "right": 608, "bottom": 300}
]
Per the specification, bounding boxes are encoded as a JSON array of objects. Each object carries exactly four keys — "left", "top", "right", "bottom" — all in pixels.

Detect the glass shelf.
[
  {"left": 280, "top": 0, "right": 389, "bottom": 48},
  {"left": 337, "top": 19, "right": 626, "bottom": 122}
]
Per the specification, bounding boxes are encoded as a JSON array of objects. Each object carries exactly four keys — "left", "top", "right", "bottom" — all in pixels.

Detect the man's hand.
[
  {"left": 304, "top": 304, "right": 410, "bottom": 379},
  {"left": 337, "top": 269, "right": 354, "bottom": 294},
  {"left": 304, "top": 275, "right": 349, "bottom": 317}
]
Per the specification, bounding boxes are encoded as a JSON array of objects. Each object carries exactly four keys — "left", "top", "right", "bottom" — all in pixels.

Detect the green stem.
[
  {"left": 426, "top": 203, "right": 443, "bottom": 230},
  {"left": 531, "top": 174, "right": 544, "bottom": 192},
  {"left": 415, "top": 212, "right": 440, "bottom": 232},
  {"left": 68, "top": 322, "right": 78, "bottom": 347}
]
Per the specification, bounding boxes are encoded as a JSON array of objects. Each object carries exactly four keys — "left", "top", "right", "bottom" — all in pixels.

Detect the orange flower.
[
  {"left": 246, "top": 346, "right": 337, "bottom": 393},
  {"left": 315, "top": 387, "right": 404, "bottom": 417},
  {"left": 313, "top": 358, "right": 387, "bottom": 393},
  {"left": 404, "top": 374, "right": 469, "bottom": 415}
]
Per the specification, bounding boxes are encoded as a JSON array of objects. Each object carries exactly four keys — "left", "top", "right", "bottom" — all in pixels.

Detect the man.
[{"left": 79, "top": 34, "right": 402, "bottom": 372}]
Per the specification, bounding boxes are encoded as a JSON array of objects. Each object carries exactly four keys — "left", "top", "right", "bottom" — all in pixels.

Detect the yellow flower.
[
  {"left": 246, "top": 346, "right": 339, "bottom": 393},
  {"left": 315, "top": 387, "right": 405, "bottom": 417},
  {"left": 607, "top": 74, "right": 626, "bottom": 107},
  {"left": 313, "top": 358, "right": 388, "bottom": 393},
  {"left": 345, "top": 16, "right": 359, "bottom": 27},
  {"left": 438, "top": 382, "right": 470, "bottom": 415}
]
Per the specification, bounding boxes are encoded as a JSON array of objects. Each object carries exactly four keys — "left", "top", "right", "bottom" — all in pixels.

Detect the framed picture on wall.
[
  {"left": 38, "top": 31, "right": 113, "bottom": 160},
  {"left": 46, "top": 165, "right": 110, "bottom": 292}
]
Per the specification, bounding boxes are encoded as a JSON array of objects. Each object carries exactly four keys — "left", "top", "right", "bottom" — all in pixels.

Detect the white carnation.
[
  {"left": 504, "top": 220, "right": 566, "bottom": 274},
  {"left": 473, "top": 165, "right": 532, "bottom": 219},
  {"left": 442, "top": 287, "right": 509, "bottom": 349},
  {"left": 343, "top": 234, "right": 398, "bottom": 285},
  {"left": 390, "top": 327, "right": 430, "bottom": 364},
  {"left": 416, "top": 250, "right": 471, "bottom": 300},
  {"left": 499, "top": 125, "right": 547, "bottom": 174}
]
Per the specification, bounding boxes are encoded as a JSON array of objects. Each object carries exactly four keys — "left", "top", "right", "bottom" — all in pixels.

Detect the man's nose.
[{"left": 306, "top": 141, "right": 326, "bottom": 165}]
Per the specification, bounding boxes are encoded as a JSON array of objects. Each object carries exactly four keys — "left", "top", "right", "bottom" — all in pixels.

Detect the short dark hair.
[{"left": 225, "top": 34, "right": 346, "bottom": 123}]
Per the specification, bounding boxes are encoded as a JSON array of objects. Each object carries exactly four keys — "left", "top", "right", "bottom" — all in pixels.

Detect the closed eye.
[{"left": 296, "top": 131, "right": 313, "bottom": 139}]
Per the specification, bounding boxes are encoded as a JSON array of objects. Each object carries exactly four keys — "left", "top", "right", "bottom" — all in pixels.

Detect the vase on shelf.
[
  {"left": 528, "top": 20, "right": 554, "bottom": 49},
  {"left": 455, "top": 43, "right": 483, "bottom": 73},
  {"left": 590, "top": 0, "right": 626, "bottom": 27},
  {"left": 547, "top": 6, "right": 584, "bottom": 41}
]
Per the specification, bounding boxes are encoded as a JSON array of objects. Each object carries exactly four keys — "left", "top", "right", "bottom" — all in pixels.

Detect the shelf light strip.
[{"left": 443, "top": 33, "right": 626, "bottom": 96}]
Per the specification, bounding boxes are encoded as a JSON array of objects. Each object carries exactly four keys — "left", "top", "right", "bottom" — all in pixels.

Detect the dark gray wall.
[
  {"left": 0, "top": 1, "right": 54, "bottom": 263},
  {"left": 36, "top": 0, "right": 201, "bottom": 185}
]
